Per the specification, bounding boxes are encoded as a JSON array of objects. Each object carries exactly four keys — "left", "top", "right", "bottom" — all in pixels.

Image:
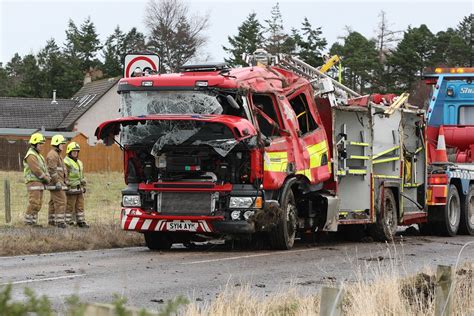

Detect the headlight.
[
  {"left": 122, "top": 195, "right": 141, "bottom": 207},
  {"left": 229, "top": 196, "right": 262, "bottom": 209},
  {"left": 231, "top": 211, "right": 241, "bottom": 220}
]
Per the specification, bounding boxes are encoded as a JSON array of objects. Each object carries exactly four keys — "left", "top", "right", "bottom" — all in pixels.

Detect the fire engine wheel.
[
  {"left": 144, "top": 232, "right": 172, "bottom": 250},
  {"left": 438, "top": 185, "right": 461, "bottom": 237},
  {"left": 459, "top": 185, "right": 474, "bottom": 235},
  {"left": 270, "top": 189, "right": 297, "bottom": 250},
  {"left": 369, "top": 188, "right": 398, "bottom": 241}
]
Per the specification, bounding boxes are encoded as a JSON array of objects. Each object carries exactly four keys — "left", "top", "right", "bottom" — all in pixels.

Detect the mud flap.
[{"left": 320, "top": 193, "right": 340, "bottom": 232}]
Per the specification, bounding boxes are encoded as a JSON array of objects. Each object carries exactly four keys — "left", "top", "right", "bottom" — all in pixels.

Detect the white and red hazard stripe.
[{"left": 120, "top": 209, "right": 214, "bottom": 232}]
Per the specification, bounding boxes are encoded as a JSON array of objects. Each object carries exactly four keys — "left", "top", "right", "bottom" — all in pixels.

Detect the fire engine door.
[
  {"left": 287, "top": 91, "right": 330, "bottom": 184},
  {"left": 251, "top": 93, "right": 302, "bottom": 190}
]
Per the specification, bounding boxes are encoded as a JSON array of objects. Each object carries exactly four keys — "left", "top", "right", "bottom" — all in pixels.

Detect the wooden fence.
[{"left": 0, "top": 134, "right": 123, "bottom": 173}]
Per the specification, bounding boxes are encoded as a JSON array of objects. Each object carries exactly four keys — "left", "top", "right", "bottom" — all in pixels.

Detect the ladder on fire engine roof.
[{"left": 277, "top": 54, "right": 378, "bottom": 107}]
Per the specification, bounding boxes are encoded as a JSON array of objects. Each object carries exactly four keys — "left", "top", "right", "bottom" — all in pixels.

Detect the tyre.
[
  {"left": 459, "top": 185, "right": 474, "bottom": 235},
  {"left": 369, "top": 188, "right": 398, "bottom": 241},
  {"left": 270, "top": 189, "right": 298, "bottom": 250},
  {"left": 144, "top": 232, "right": 172, "bottom": 250},
  {"left": 418, "top": 222, "right": 435, "bottom": 235},
  {"left": 437, "top": 184, "right": 461, "bottom": 237}
]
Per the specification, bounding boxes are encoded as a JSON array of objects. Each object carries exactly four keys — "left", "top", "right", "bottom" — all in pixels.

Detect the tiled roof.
[
  {"left": 58, "top": 77, "right": 119, "bottom": 129},
  {"left": 0, "top": 97, "right": 76, "bottom": 130}
]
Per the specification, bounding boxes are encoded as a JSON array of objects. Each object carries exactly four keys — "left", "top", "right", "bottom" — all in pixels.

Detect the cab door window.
[
  {"left": 289, "top": 93, "right": 318, "bottom": 134},
  {"left": 252, "top": 94, "right": 282, "bottom": 138}
]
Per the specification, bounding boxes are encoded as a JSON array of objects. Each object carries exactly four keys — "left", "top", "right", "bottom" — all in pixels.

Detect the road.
[{"left": 1, "top": 234, "right": 473, "bottom": 312}]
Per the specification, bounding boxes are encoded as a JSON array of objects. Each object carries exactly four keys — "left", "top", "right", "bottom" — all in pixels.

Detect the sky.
[{"left": 0, "top": 0, "right": 472, "bottom": 65}]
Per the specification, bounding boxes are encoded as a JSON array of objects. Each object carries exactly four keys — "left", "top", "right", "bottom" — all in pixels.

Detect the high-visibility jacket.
[
  {"left": 64, "top": 156, "right": 84, "bottom": 187},
  {"left": 23, "top": 148, "right": 48, "bottom": 184}
]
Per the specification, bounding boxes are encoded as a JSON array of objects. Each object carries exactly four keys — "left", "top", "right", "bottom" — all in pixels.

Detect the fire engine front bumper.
[{"left": 121, "top": 208, "right": 255, "bottom": 234}]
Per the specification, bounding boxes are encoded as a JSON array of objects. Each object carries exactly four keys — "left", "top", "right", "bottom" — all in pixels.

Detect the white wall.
[{"left": 74, "top": 84, "right": 120, "bottom": 144}]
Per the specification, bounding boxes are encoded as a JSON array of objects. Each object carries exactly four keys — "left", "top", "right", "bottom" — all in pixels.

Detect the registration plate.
[{"left": 166, "top": 221, "right": 198, "bottom": 232}]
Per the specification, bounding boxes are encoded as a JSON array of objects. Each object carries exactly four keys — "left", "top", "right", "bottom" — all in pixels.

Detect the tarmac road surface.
[{"left": 1, "top": 233, "right": 473, "bottom": 312}]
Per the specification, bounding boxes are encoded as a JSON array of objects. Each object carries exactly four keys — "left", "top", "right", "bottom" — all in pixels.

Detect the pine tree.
[
  {"left": 330, "top": 32, "right": 379, "bottom": 93},
  {"left": 455, "top": 14, "right": 473, "bottom": 66},
  {"left": 37, "top": 39, "right": 70, "bottom": 98},
  {"left": 78, "top": 17, "right": 102, "bottom": 70},
  {"left": 389, "top": 25, "right": 435, "bottom": 92},
  {"left": 0, "top": 63, "right": 10, "bottom": 97},
  {"left": 264, "top": 3, "right": 291, "bottom": 55},
  {"left": 294, "top": 17, "right": 327, "bottom": 66},
  {"left": 223, "top": 13, "right": 264, "bottom": 66},
  {"left": 123, "top": 27, "right": 146, "bottom": 54},
  {"left": 64, "top": 17, "right": 102, "bottom": 72},
  {"left": 432, "top": 28, "right": 470, "bottom": 67},
  {"left": 103, "top": 26, "right": 126, "bottom": 77},
  {"left": 6, "top": 54, "right": 44, "bottom": 97}
]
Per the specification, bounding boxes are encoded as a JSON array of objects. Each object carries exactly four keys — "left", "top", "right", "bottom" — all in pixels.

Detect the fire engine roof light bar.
[{"left": 434, "top": 67, "right": 474, "bottom": 74}]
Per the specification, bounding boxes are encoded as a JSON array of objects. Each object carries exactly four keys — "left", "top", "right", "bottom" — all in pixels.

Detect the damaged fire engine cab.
[{"left": 96, "top": 59, "right": 334, "bottom": 250}]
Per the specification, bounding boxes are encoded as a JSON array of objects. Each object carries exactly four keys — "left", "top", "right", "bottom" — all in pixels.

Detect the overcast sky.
[{"left": 0, "top": 0, "right": 472, "bottom": 65}]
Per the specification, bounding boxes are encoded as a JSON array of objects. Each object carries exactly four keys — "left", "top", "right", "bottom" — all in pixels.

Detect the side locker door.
[{"left": 288, "top": 91, "right": 331, "bottom": 185}]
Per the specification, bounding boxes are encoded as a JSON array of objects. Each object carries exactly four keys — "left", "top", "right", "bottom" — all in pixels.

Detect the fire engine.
[{"left": 95, "top": 53, "right": 474, "bottom": 250}]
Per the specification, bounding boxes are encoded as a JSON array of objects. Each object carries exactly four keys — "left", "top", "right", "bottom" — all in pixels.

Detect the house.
[{"left": 58, "top": 77, "right": 120, "bottom": 144}]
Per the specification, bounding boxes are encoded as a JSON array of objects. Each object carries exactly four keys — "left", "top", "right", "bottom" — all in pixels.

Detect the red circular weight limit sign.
[{"left": 124, "top": 54, "right": 160, "bottom": 78}]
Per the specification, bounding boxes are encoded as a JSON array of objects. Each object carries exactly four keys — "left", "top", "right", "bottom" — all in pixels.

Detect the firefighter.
[
  {"left": 46, "top": 134, "right": 68, "bottom": 228},
  {"left": 64, "top": 142, "right": 89, "bottom": 228},
  {"left": 23, "top": 133, "right": 51, "bottom": 226}
]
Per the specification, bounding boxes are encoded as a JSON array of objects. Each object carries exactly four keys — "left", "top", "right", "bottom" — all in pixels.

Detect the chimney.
[
  {"left": 84, "top": 72, "right": 92, "bottom": 85},
  {"left": 51, "top": 90, "right": 58, "bottom": 104}
]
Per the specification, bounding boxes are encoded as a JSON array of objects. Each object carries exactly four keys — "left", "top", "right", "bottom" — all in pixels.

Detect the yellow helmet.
[
  {"left": 51, "top": 134, "right": 67, "bottom": 146},
  {"left": 66, "top": 142, "right": 81, "bottom": 154},
  {"left": 29, "top": 132, "right": 46, "bottom": 145}
]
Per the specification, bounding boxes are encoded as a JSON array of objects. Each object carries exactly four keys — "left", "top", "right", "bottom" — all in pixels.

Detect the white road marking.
[
  {"left": 181, "top": 247, "right": 318, "bottom": 265},
  {"left": 2, "top": 274, "right": 86, "bottom": 285}
]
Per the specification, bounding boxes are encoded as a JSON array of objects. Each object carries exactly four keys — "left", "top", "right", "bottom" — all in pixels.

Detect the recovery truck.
[
  {"left": 424, "top": 67, "right": 474, "bottom": 236},
  {"left": 95, "top": 52, "right": 471, "bottom": 250}
]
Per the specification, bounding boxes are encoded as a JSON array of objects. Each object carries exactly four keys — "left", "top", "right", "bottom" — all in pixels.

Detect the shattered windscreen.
[
  {"left": 119, "top": 91, "right": 252, "bottom": 157},
  {"left": 121, "top": 91, "right": 223, "bottom": 116}
]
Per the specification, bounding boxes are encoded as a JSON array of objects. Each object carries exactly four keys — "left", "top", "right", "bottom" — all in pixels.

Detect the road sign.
[{"left": 124, "top": 54, "right": 160, "bottom": 78}]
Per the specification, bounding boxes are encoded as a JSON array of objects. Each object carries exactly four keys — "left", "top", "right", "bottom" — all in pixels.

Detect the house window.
[
  {"left": 252, "top": 94, "right": 281, "bottom": 137},
  {"left": 289, "top": 93, "right": 318, "bottom": 134}
]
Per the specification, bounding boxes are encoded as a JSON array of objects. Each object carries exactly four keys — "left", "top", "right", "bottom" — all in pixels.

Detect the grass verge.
[{"left": 0, "top": 224, "right": 143, "bottom": 256}]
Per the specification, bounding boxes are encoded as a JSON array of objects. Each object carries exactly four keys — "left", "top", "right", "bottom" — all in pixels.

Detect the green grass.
[{"left": 0, "top": 171, "right": 124, "bottom": 226}]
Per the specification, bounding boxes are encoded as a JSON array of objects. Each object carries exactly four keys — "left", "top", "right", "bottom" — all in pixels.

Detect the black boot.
[
  {"left": 77, "top": 222, "right": 90, "bottom": 228},
  {"left": 56, "top": 222, "right": 67, "bottom": 229}
]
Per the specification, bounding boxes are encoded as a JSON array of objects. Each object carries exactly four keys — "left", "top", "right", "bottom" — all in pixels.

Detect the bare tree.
[
  {"left": 375, "top": 11, "right": 402, "bottom": 62},
  {"left": 145, "top": 0, "right": 209, "bottom": 72}
]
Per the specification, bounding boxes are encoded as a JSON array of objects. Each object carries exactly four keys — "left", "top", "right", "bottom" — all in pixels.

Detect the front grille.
[{"left": 157, "top": 192, "right": 215, "bottom": 215}]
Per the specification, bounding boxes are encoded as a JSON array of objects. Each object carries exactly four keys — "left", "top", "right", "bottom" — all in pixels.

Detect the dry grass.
[
  {"left": 0, "top": 171, "right": 124, "bottom": 225},
  {"left": 182, "top": 263, "right": 474, "bottom": 316},
  {"left": 0, "top": 171, "right": 143, "bottom": 256},
  {"left": 0, "top": 224, "right": 143, "bottom": 256}
]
